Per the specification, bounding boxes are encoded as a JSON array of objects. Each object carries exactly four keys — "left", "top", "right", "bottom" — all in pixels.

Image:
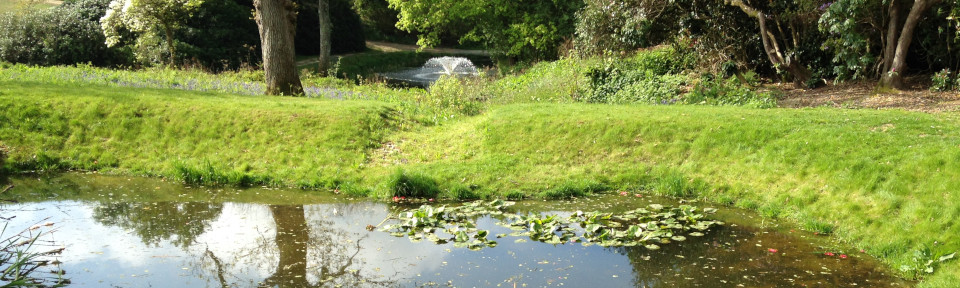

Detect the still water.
[{"left": 1, "top": 174, "right": 908, "bottom": 287}]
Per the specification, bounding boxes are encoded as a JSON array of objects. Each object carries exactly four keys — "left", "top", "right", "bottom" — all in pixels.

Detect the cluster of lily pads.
[{"left": 377, "top": 200, "right": 723, "bottom": 250}]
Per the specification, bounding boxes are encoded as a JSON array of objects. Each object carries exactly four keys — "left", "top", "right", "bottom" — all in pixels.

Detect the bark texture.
[
  {"left": 317, "top": 0, "right": 332, "bottom": 76},
  {"left": 881, "top": 0, "right": 943, "bottom": 89},
  {"left": 726, "top": 0, "right": 811, "bottom": 86},
  {"left": 255, "top": 0, "right": 304, "bottom": 95}
]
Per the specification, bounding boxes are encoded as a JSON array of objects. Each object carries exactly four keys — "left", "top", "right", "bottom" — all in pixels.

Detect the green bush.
[
  {"left": 423, "top": 76, "right": 487, "bottom": 118},
  {"left": 0, "top": 0, "right": 131, "bottom": 66},
  {"left": 686, "top": 75, "right": 778, "bottom": 108},
  {"left": 932, "top": 69, "right": 957, "bottom": 92},
  {"left": 583, "top": 47, "right": 694, "bottom": 104},
  {"left": 387, "top": 171, "right": 441, "bottom": 198}
]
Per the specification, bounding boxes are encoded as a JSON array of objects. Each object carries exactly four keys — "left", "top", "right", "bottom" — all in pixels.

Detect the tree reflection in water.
[
  {"left": 97, "top": 202, "right": 397, "bottom": 287},
  {"left": 93, "top": 202, "right": 223, "bottom": 248}
]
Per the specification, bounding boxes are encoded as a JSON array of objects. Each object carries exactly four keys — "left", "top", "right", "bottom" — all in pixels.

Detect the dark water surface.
[{"left": 1, "top": 174, "right": 908, "bottom": 287}]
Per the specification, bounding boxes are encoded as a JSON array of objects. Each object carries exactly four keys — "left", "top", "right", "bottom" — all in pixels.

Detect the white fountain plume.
[{"left": 423, "top": 57, "right": 478, "bottom": 75}]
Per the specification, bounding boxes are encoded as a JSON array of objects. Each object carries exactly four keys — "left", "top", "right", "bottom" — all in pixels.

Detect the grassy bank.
[{"left": 2, "top": 77, "right": 960, "bottom": 285}]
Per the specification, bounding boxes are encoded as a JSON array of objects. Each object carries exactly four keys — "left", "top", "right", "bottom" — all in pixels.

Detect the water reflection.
[
  {"left": 0, "top": 175, "right": 909, "bottom": 287},
  {"left": 93, "top": 202, "right": 222, "bottom": 248}
]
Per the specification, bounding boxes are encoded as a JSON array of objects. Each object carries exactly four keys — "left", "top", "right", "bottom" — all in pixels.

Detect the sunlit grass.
[{"left": 3, "top": 64, "right": 960, "bottom": 286}]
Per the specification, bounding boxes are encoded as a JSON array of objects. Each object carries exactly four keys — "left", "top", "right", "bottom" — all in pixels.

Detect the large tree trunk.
[
  {"left": 727, "top": 0, "right": 811, "bottom": 87},
  {"left": 881, "top": 0, "right": 943, "bottom": 89},
  {"left": 317, "top": 0, "right": 332, "bottom": 76},
  {"left": 254, "top": 0, "right": 304, "bottom": 96}
]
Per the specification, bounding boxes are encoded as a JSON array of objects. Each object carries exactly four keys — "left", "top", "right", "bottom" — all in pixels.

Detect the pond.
[{"left": 1, "top": 174, "right": 908, "bottom": 287}]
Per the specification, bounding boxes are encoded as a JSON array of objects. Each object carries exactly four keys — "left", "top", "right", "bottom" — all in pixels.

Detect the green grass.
[
  {"left": 0, "top": 80, "right": 398, "bottom": 187},
  {"left": 3, "top": 66, "right": 960, "bottom": 286}
]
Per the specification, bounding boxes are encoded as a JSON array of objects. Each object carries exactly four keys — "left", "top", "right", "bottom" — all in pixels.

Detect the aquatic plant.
[
  {"left": 378, "top": 199, "right": 512, "bottom": 250},
  {"left": 0, "top": 222, "right": 67, "bottom": 286},
  {"left": 379, "top": 200, "right": 723, "bottom": 250}
]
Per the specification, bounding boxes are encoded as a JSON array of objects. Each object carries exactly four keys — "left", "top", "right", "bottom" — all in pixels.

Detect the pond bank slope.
[{"left": 1, "top": 81, "right": 959, "bottom": 286}]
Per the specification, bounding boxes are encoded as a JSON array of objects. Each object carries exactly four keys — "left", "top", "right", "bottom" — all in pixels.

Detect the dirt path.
[
  {"left": 778, "top": 77, "right": 960, "bottom": 113},
  {"left": 296, "top": 41, "right": 489, "bottom": 67}
]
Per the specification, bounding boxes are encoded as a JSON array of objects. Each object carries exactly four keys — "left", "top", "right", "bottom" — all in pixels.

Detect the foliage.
[
  {"left": 931, "top": 69, "right": 957, "bottom": 91},
  {"left": 380, "top": 200, "right": 723, "bottom": 250},
  {"left": 351, "top": 0, "right": 413, "bottom": 42},
  {"left": 900, "top": 245, "right": 956, "bottom": 280},
  {"left": 0, "top": 222, "right": 67, "bottom": 286},
  {"left": 386, "top": 0, "right": 583, "bottom": 60},
  {"left": 583, "top": 47, "right": 695, "bottom": 104},
  {"left": 101, "top": 0, "right": 204, "bottom": 65},
  {"left": 178, "top": 0, "right": 261, "bottom": 71},
  {"left": 0, "top": 0, "right": 132, "bottom": 67},
  {"left": 173, "top": 161, "right": 276, "bottom": 187},
  {"left": 421, "top": 76, "right": 486, "bottom": 118},
  {"left": 820, "top": 0, "right": 960, "bottom": 81},
  {"left": 387, "top": 170, "right": 441, "bottom": 198},
  {"left": 296, "top": 0, "right": 367, "bottom": 55},
  {"left": 818, "top": 0, "right": 883, "bottom": 81},
  {"left": 686, "top": 74, "right": 778, "bottom": 108},
  {"left": 574, "top": 0, "right": 684, "bottom": 55}
]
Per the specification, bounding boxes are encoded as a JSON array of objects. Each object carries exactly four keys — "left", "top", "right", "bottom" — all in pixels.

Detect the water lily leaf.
[
  {"left": 648, "top": 204, "right": 664, "bottom": 211},
  {"left": 515, "top": 238, "right": 527, "bottom": 243},
  {"left": 671, "top": 236, "right": 686, "bottom": 242},
  {"left": 645, "top": 244, "right": 660, "bottom": 250},
  {"left": 689, "top": 232, "right": 704, "bottom": 237}
]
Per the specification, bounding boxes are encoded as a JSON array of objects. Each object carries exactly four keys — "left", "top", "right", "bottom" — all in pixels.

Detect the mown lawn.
[{"left": 2, "top": 80, "right": 959, "bottom": 286}]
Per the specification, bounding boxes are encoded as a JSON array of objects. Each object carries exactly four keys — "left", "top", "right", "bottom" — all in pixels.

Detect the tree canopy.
[
  {"left": 100, "top": 0, "right": 204, "bottom": 65},
  {"left": 387, "top": 0, "right": 582, "bottom": 61}
]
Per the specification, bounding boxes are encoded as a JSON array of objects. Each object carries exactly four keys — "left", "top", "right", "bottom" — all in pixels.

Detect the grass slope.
[
  {"left": 2, "top": 80, "right": 960, "bottom": 286},
  {"left": 0, "top": 80, "right": 397, "bottom": 187}
]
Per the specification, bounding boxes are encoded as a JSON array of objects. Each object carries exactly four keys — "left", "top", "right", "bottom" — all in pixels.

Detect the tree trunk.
[
  {"left": 882, "top": 0, "right": 902, "bottom": 74},
  {"left": 881, "top": 0, "right": 943, "bottom": 89},
  {"left": 317, "top": 0, "right": 332, "bottom": 76},
  {"left": 727, "top": 0, "right": 811, "bottom": 86},
  {"left": 254, "top": 0, "right": 304, "bottom": 96},
  {"left": 163, "top": 22, "right": 176, "bottom": 66}
]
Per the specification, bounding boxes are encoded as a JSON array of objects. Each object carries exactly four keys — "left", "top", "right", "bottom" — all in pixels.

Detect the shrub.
[
  {"left": 931, "top": 69, "right": 956, "bottom": 92},
  {"left": 685, "top": 75, "right": 778, "bottom": 108},
  {"left": 419, "top": 75, "right": 487, "bottom": 121},
  {"left": 574, "top": 0, "right": 685, "bottom": 55},
  {"left": 583, "top": 47, "right": 694, "bottom": 104},
  {"left": 0, "top": 0, "right": 131, "bottom": 66},
  {"left": 387, "top": 170, "right": 441, "bottom": 198}
]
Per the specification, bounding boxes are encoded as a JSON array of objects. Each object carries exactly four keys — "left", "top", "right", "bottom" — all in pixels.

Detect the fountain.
[{"left": 380, "top": 56, "right": 480, "bottom": 87}]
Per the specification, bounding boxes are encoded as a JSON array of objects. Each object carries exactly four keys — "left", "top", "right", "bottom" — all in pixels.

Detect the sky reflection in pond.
[{"left": 1, "top": 174, "right": 909, "bottom": 287}]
